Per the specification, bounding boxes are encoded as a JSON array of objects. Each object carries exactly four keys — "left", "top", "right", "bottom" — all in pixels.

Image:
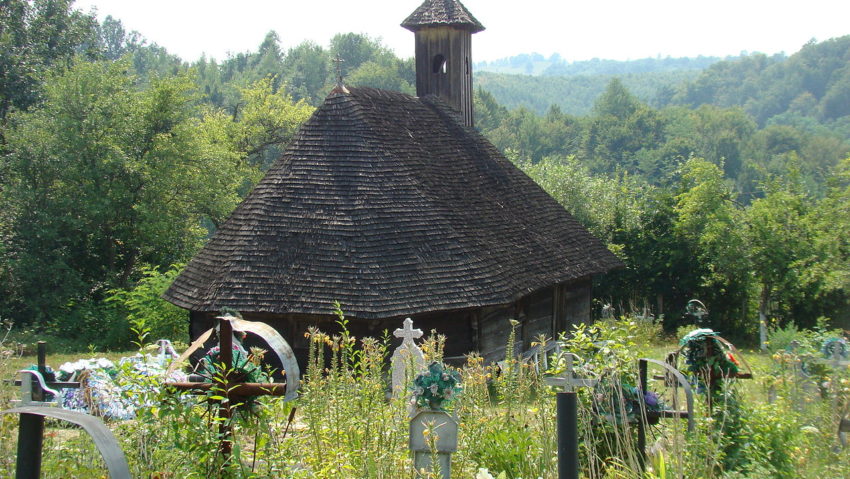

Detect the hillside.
[
  {"left": 475, "top": 53, "right": 726, "bottom": 76},
  {"left": 476, "top": 70, "right": 701, "bottom": 116},
  {"left": 475, "top": 37, "right": 850, "bottom": 136},
  {"left": 667, "top": 36, "right": 850, "bottom": 130}
]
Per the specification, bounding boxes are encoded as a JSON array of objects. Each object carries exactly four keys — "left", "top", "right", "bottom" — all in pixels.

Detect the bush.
[
  {"left": 9, "top": 298, "right": 131, "bottom": 352},
  {"left": 106, "top": 264, "right": 188, "bottom": 346}
]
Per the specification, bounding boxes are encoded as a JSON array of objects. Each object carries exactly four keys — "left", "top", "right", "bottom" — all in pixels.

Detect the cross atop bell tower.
[{"left": 402, "top": 0, "right": 484, "bottom": 127}]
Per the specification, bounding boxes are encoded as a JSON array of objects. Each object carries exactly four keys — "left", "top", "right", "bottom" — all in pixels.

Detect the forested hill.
[
  {"left": 473, "top": 54, "right": 730, "bottom": 115},
  {"left": 665, "top": 37, "right": 850, "bottom": 126},
  {"left": 479, "top": 37, "right": 850, "bottom": 130},
  {"left": 475, "top": 70, "right": 701, "bottom": 116},
  {"left": 475, "top": 53, "right": 727, "bottom": 76}
]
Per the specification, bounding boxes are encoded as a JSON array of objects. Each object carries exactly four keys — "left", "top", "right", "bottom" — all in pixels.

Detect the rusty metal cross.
[{"left": 166, "top": 315, "right": 289, "bottom": 460}]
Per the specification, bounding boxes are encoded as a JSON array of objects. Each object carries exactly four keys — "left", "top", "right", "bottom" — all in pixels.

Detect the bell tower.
[{"left": 402, "top": 0, "right": 484, "bottom": 127}]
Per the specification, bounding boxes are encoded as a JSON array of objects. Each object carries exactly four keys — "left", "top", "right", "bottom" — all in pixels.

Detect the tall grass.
[{"left": 0, "top": 316, "right": 848, "bottom": 477}]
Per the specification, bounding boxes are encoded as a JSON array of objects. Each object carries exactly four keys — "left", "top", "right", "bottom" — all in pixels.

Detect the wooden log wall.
[{"left": 188, "top": 277, "right": 593, "bottom": 370}]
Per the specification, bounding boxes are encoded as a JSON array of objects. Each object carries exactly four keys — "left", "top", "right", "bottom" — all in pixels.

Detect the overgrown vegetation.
[{"left": 1, "top": 317, "right": 848, "bottom": 477}]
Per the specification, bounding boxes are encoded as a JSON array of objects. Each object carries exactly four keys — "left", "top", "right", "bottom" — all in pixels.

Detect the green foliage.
[
  {"left": 105, "top": 264, "right": 187, "bottom": 346},
  {"left": 0, "top": 60, "right": 255, "bottom": 324},
  {"left": 0, "top": 0, "right": 99, "bottom": 124},
  {"left": 668, "top": 36, "right": 850, "bottom": 128},
  {"left": 218, "top": 77, "right": 315, "bottom": 172}
]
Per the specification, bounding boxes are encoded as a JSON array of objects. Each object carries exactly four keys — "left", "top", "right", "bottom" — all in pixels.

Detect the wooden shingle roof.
[
  {"left": 163, "top": 87, "right": 622, "bottom": 319},
  {"left": 401, "top": 0, "right": 485, "bottom": 33}
]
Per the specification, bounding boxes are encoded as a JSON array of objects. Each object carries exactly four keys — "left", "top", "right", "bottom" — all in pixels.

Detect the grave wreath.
[
  {"left": 680, "top": 328, "right": 740, "bottom": 380},
  {"left": 821, "top": 338, "right": 849, "bottom": 360},
  {"left": 412, "top": 361, "right": 462, "bottom": 411},
  {"left": 199, "top": 340, "right": 270, "bottom": 384},
  {"left": 409, "top": 361, "right": 462, "bottom": 479}
]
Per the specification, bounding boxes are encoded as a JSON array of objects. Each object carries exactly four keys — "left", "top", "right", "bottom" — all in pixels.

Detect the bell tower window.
[{"left": 432, "top": 54, "right": 447, "bottom": 74}]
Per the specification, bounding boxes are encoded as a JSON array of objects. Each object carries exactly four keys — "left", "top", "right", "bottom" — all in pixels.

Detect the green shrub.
[
  {"left": 12, "top": 298, "right": 131, "bottom": 352},
  {"left": 106, "top": 264, "right": 188, "bottom": 346}
]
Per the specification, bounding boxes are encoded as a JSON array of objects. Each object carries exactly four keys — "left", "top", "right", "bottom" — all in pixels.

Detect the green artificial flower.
[{"left": 412, "top": 362, "right": 462, "bottom": 410}]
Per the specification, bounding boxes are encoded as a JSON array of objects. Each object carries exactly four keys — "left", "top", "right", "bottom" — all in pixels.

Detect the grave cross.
[
  {"left": 333, "top": 54, "right": 346, "bottom": 86},
  {"left": 13, "top": 341, "right": 80, "bottom": 407},
  {"left": 544, "top": 353, "right": 598, "bottom": 392},
  {"left": 166, "top": 315, "right": 289, "bottom": 461},
  {"left": 391, "top": 318, "right": 426, "bottom": 396},
  {"left": 395, "top": 317, "right": 423, "bottom": 344},
  {"left": 7, "top": 341, "right": 91, "bottom": 479},
  {"left": 543, "top": 353, "right": 596, "bottom": 479},
  {"left": 636, "top": 358, "right": 695, "bottom": 472}
]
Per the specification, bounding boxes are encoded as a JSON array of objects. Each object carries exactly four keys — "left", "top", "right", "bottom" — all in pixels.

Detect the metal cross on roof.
[
  {"left": 333, "top": 54, "right": 346, "bottom": 86},
  {"left": 394, "top": 317, "right": 423, "bottom": 344},
  {"left": 544, "top": 353, "right": 598, "bottom": 393}
]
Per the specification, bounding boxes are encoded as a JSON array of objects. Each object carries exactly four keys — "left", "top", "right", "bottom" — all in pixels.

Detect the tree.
[
  {"left": 282, "top": 41, "right": 330, "bottom": 104},
  {"left": 96, "top": 15, "right": 143, "bottom": 61},
  {"left": 582, "top": 79, "right": 666, "bottom": 174},
  {"left": 219, "top": 77, "right": 315, "bottom": 172},
  {"left": 744, "top": 171, "right": 813, "bottom": 348},
  {"left": 673, "top": 158, "right": 750, "bottom": 332},
  {"left": 805, "top": 157, "right": 850, "bottom": 295},
  {"left": 0, "top": 0, "right": 98, "bottom": 125},
  {"left": 347, "top": 61, "right": 413, "bottom": 94},
  {"left": 0, "top": 61, "right": 255, "bottom": 323},
  {"left": 329, "top": 33, "right": 393, "bottom": 77}
]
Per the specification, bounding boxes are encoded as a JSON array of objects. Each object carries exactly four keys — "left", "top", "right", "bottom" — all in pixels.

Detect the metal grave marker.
[
  {"left": 544, "top": 353, "right": 597, "bottom": 479},
  {"left": 409, "top": 410, "right": 458, "bottom": 479},
  {"left": 165, "top": 315, "right": 298, "bottom": 461}
]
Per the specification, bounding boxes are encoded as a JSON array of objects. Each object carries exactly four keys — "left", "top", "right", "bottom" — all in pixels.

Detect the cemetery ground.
[{"left": 1, "top": 318, "right": 849, "bottom": 478}]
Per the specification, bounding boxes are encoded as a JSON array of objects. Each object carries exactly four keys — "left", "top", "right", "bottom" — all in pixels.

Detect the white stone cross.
[
  {"left": 544, "top": 353, "right": 598, "bottom": 393},
  {"left": 394, "top": 317, "right": 423, "bottom": 343},
  {"left": 391, "top": 318, "right": 426, "bottom": 396}
]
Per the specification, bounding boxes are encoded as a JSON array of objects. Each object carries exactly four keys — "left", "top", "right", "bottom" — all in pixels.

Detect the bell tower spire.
[{"left": 402, "top": 0, "right": 484, "bottom": 127}]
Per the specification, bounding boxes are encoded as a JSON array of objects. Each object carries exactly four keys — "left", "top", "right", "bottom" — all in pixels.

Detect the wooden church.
[{"left": 163, "top": 0, "right": 622, "bottom": 365}]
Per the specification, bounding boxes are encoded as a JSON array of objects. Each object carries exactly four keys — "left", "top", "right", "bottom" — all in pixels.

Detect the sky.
[{"left": 73, "top": 0, "right": 850, "bottom": 63}]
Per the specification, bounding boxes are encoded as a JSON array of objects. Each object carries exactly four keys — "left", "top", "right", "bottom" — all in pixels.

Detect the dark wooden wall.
[
  {"left": 413, "top": 26, "right": 474, "bottom": 127},
  {"left": 188, "top": 276, "right": 593, "bottom": 369}
]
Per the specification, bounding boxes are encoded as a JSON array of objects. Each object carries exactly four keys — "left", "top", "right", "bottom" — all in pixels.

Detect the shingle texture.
[
  {"left": 401, "top": 0, "right": 485, "bottom": 33},
  {"left": 164, "top": 87, "right": 622, "bottom": 319}
]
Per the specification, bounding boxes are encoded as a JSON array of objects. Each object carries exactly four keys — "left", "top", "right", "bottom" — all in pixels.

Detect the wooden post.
[{"left": 218, "top": 318, "right": 234, "bottom": 459}]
